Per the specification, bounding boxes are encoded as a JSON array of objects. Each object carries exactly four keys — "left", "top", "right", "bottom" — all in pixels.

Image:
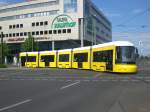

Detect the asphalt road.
[{"left": 0, "top": 64, "right": 150, "bottom": 112}]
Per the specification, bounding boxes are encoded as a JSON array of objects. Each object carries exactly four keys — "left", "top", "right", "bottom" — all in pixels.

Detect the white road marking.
[
  {"left": 60, "top": 81, "right": 80, "bottom": 90},
  {"left": 94, "top": 73, "right": 103, "bottom": 78},
  {"left": 0, "top": 99, "right": 32, "bottom": 112}
]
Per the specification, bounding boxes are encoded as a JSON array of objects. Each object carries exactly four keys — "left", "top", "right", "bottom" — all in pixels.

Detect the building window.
[
  {"left": 9, "top": 34, "right": 12, "bottom": 37},
  {"left": 49, "top": 30, "right": 52, "bottom": 34},
  {"left": 13, "top": 33, "right": 15, "bottom": 37},
  {"left": 40, "top": 22, "right": 43, "bottom": 26},
  {"left": 64, "top": 0, "right": 77, "bottom": 13},
  {"left": 16, "top": 33, "right": 19, "bottom": 36},
  {"left": 53, "top": 30, "right": 57, "bottom": 34},
  {"left": 0, "top": 1, "right": 58, "bottom": 14},
  {"left": 36, "top": 31, "right": 39, "bottom": 35},
  {"left": 9, "top": 25, "right": 12, "bottom": 29},
  {"left": 13, "top": 25, "right": 16, "bottom": 29},
  {"left": 58, "top": 30, "right": 61, "bottom": 34},
  {"left": 44, "top": 30, "right": 48, "bottom": 35},
  {"left": 67, "top": 29, "right": 71, "bottom": 33},
  {"left": 6, "top": 34, "right": 8, "bottom": 37},
  {"left": 32, "top": 23, "right": 35, "bottom": 27},
  {"left": 32, "top": 32, "right": 35, "bottom": 35},
  {"left": 0, "top": 26, "right": 2, "bottom": 30},
  {"left": 40, "top": 31, "right": 43, "bottom": 35},
  {"left": 24, "top": 32, "right": 27, "bottom": 36},
  {"left": 16, "top": 24, "right": 19, "bottom": 28},
  {"left": 0, "top": 10, "right": 58, "bottom": 22},
  {"left": 44, "top": 21, "right": 48, "bottom": 25},
  {"left": 36, "top": 22, "right": 39, "bottom": 26},
  {"left": 20, "top": 33, "right": 23, "bottom": 36},
  {"left": 20, "top": 24, "right": 23, "bottom": 28},
  {"left": 63, "top": 29, "right": 66, "bottom": 33},
  {"left": 28, "top": 32, "right": 31, "bottom": 35}
]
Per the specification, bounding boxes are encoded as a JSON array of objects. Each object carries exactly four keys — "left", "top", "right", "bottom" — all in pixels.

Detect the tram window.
[
  {"left": 74, "top": 53, "right": 88, "bottom": 62},
  {"left": 93, "top": 50, "right": 113, "bottom": 62},
  {"left": 41, "top": 55, "right": 54, "bottom": 62},
  {"left": 27, "top": 56, "right": 36, "bottom": 62},
  {"left": 59, "top": 54, "right": 69, "bottom": 62}
]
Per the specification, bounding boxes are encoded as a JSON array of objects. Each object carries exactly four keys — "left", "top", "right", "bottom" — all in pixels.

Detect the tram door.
[
  {"left": 78, "top": 62, "right": 83, "bottom": 68},
  {"left": 106, "top": 50, "right": 113, "bottom": 71},
  {"left": 21, "top": 56, "right": 26, "bottom": 67}
]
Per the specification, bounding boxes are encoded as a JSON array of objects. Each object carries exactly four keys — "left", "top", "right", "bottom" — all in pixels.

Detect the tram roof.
[
  {"left": 92, "top": 41, "right": 134, "bottom": 49},
  {"left": 73, "top": 46, "right": 91, "bottom": 51},
  {"left": 26, "top": 52, "right": 39, "bottom": 54},
  {"left": 58, "top": 49, "right": 72, "bottom": 52},
  {"left": 39, "top": 50, "right": 57, "bottom": 53}
]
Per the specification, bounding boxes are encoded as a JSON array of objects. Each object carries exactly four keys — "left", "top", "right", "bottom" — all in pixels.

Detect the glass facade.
[
  {"left": 0, "top": 1, "right": 58, "bottom": 14},
  {"left": 0, "top": 10, "right": 58, "bottom": 21},
  {"left": 64, "top": 0, "right": 77, "bottom": 13}
]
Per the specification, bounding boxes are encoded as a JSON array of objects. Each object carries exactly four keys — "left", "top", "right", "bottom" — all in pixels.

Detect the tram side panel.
[
  {"left": 39, "top": 51, "right": 57, "bottom": 68},
  {"left": 91, "top": 45, "right": 115, "bottom": 72},
  {"left": 25, "top": 52, "right": 39, "bottom": 68},
  {"left": 72, "top": 47, "right": 91, "bottom": 70},
  {"left": 57, "top": 49, "right": 72, "bottom": 69},
  {"left": 19, "top": 52, "right": 27, "bottom": 67}
]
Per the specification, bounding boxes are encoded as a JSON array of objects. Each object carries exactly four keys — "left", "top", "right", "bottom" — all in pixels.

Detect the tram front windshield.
[{"left": 116, "top": 46, "right": 137, "bottom": 64}]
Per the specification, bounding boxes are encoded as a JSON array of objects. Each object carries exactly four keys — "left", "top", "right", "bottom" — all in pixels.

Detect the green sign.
[{"left": 51, "top": 14, "right": 76, "bottom": 29}]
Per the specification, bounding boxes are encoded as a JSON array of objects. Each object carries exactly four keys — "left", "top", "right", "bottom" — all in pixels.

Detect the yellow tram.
[{"left": 19, "top": 41, "right": 138, "bottom": 73}]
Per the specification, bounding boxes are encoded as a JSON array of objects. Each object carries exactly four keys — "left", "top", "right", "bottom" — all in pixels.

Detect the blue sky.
[
  {"left": 93, "top": 0, "right": 150, "bottom": 56},
  {"left": 0, "top": 0, "right": 150, "bottom": 55}
]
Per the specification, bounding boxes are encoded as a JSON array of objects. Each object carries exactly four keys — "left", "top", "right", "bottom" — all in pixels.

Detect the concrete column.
[
  {"left": 80, "top": 18, "right": 84, "bottom": 47},
  {"left": 52, "top": 41, "right": 55, "bottom": 50},
  {"left": 13, "top": 56, "right": 17, "bottom": 65},
  {"left": 4, "top": 56, "right": 7, "bottom": 65}
]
